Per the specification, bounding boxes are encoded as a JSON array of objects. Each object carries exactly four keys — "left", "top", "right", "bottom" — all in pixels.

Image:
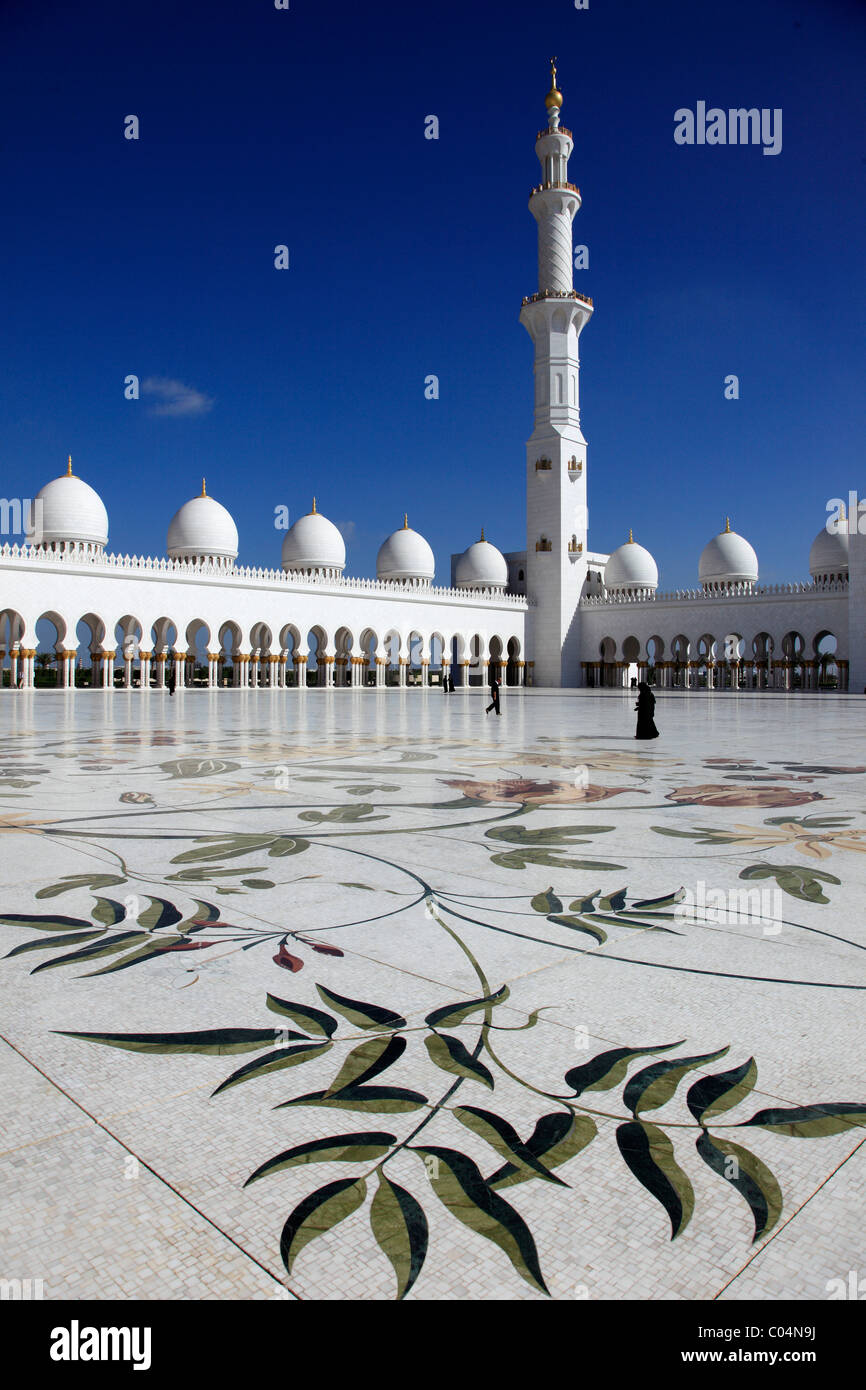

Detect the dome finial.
[
  {"left": 725, "top": 515, "right": 731, "bottom": 533},
  {"left": 545, "top": 56, "right": 563, "bottom": 121},
  {"left": 201, "top": 477, "right": 207, "bottom": 497},
  {"left": 67, "top": 454, "right": 73, "bottom": 477},
  {"left": 480, "top": 525, "right": 486, "bottom": 542},
  {"left": 403, "top": 512, "right": 409, "bottom": 530},
  {"left": 311, "top": 496, "right": 317, "bottom": 514},
  {"left": 628, "top": 527, "right": 634, "bottom": 543}
]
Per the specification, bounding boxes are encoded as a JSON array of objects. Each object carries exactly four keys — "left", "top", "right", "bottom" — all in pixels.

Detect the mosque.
[{"left": 1, "top": 64, "right": 862, "bottom": 694}]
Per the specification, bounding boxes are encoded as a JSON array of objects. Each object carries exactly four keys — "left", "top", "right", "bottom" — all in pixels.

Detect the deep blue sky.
[{"left": 1, "top": 0, "right": 864, "bottom": 588}]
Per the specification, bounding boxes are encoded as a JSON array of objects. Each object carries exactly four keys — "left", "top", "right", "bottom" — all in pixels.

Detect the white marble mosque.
[{"left": 1, "top": 64, "right": 862, "bottom": 695}]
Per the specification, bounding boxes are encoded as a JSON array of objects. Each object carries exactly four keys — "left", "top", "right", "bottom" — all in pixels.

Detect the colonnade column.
[
  {"left": 102, "top": 650, "right": 116, "bottom": 688},
  {"left": 20, "top": 648, "right": 36, "bottom": 688},
  {"left": 398, "top": 658, "right": 407, "bottom": 688},
  {"left": 420, "top": 659, "right": 430, "bottom": 687},
  {"left": 295, "top": 654, "right": 307, "bottom": 689},
  {"left": 375, "top": 657, "right": 387, "bottom": 688},
  {"left": 838, "top": 659, "right": 849, "bottom": 691},
  {"left": 60, "top": 649, "right": 77, "bottom": 689},
  {"left": 319, "top": 655, "right": 334, "bottom": 689},
  {"left": 139, "top": 651, "right": 152, "bottom": 688}
]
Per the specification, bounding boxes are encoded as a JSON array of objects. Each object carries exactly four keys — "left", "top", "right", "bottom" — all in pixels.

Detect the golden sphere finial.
[
  {"left": 480, "top": 526, "right": 486, "bottom": 542},
  {"left": 311, "top": 496, "right": 317, "bottom": 514},
  {"left": 545, "top": 56, "right": 563, "bottom": 111},
  {"left": 725, "top": 515, "right": 731, "bottom": 533},
  {"left": 67, "top": 454, "right": 73, "bottom": 477},
  {"left": 628, "top": 527, "right": 634, "bottom": 543},
  {"left": 201, "top": 477, "right": 207, "bottom": 497},
  {"left": 403, "top": 513, "right": 409, "bottom": 530}
]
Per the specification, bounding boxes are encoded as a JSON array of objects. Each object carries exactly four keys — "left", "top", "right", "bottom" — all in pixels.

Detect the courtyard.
[{"left": 1, "top": 688, "right": 864, "bottom": 1301}]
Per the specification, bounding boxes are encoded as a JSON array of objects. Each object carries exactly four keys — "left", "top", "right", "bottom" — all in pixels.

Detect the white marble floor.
[{"left": 1, "top": 688, "right": 864, "bottom": 1301}]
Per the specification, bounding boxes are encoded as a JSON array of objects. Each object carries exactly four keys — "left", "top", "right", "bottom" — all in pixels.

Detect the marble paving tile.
[{"left": 1, "top": 689, "right": 864, "bottom": 1302}]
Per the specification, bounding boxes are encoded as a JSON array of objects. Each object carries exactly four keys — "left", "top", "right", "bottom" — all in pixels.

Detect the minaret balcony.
[
  {"left": 529, "top": 180, "right": 581, "bottom": 197},
  {"left": 534, "top": 457, "right": 553, "bottom": 471},
  {"left": 535, "top": 538, "right": 553, "bottom": 553},
  {"left": 521, "top": 289, "right": 594, "bottom": 308},
  {"left": 567, "top": 457, "right": 583, "bottom": 475},
  {"left": 537, "top": 127, "right": 573, "bottom": 141}
]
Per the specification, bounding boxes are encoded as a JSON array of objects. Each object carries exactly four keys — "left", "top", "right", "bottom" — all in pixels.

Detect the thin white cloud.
[{"left": 142, "top": 377, "right": 215, "bottom": 418}]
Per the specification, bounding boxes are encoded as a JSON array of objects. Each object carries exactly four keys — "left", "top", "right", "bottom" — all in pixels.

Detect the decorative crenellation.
[
  {"left": 0, "top": 543, "right": 531, "bottom": 607},
  {"left": 582, "top": 578, "right": 849, "bottom": 606}
]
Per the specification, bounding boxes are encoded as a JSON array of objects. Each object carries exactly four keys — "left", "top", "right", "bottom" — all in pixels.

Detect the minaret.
[{"left": 521, "top": 60, "right": 593, "bottom": 687}]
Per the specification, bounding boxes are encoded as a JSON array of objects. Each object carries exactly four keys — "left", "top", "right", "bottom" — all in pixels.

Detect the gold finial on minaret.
[
  {"left": 480, "top": 526, "right": 486, "bottom": 542},
  {"left": 628, "top": 528, "right": 634, "bottom": 543},
  {"left": 545, "top": 56, "right": 563, "bottom": 112},
  {"left": 725, "top": 516, "right": 731, "bottom": 533},
  {"left": 403, "top": 513, "right": 409, "bottom": 529},
  {"left": 201, "top": 477, "right": 207, "bottom": 497},
  {"left": 311, "top": 496, "right": 317, "bottom": 514},
  {"left": 67, "top": 455, "right": 73, "bottom": 477}
]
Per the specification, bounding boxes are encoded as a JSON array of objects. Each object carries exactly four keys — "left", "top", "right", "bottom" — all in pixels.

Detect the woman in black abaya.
[{"left": 634, "top": 681, "right": 659, "bottom": 739}]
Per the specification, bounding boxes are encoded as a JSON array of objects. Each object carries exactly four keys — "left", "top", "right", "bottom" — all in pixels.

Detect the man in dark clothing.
[{"left": 486, "top": 672, "right": 501, "bottom": 716}]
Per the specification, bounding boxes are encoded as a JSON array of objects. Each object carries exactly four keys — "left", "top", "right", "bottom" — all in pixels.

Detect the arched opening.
[
  {"left": 488, "top": 635, "right": 504, "bottom": 688},
  {"left": 184, "top": 619, "right": 211, "bottom": 688},
  {"left": 0, "top": 609, "right": 26, "bottom": 688},
  {"left": 671, "top": 634, "right": 690, "bottom": 690},
  {"left": 467, "top": 633, "right": 485, "bottom": 687},
  {"left": 307, "top": 626, "right": 328, "bottom": 688},
  {"left": 383, "top": 629, "right": 402, "bottom": 687},
  {"left": 407, "top": 630, "right": 425, "bottom": 687},
  {"left": 696, "top": 634, "right": 716, "bottom": 691},
  {"left": 721, "top": 633, "right": 745, "bottom": 689},
  {"left": 280, "top": 623, "right": 301, "bottom": 688},
  {"left": 646, "top": 635, "right": 665, "bottom": 687},
  {"left": 781, "top": 630, "right": 806, "bottom": 691},
  {"left": 359, "top": 628, "right": 379, "bottom": 688},
  {"left": 429, "top": 632, "right": 446, "bottom": 687},
  {"left": 250, "top": 622, "right": 274, "bottom": 687},
  {"left": 150, "top": 617, "right": 179, "bottom": 690},
  {"left": 622, "top": 635, "right": 640, "bottom": 689},
  {"left": 35, "top": 611, "right": 67, "bottom": 687},
  {"left": 506, "top": 636, "right": 522, "bottom": 687},
  {"left": 219, "top": 621, "right": 242, "bottom": 687},
  {"left": 814, "top": 631, "right": 838, "bottom": 690},
  {"left": 599, "top": 635, "right": 616, "bottom": 688},
  {"left": 116, "top": 615, "right": 144, "bottom": 689},
  {"left": 334, "top": 625, "right": 355, "bottom": 688},
  {"left": 77, "top": 613, "right": 108, "bottom": 688}
]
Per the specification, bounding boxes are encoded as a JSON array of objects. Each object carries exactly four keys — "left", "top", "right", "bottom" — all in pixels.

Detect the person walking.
[
  {"left": 167, "top": 665, "right": 176, "bottom": 698},
  {"left": 634, "top": 680, "right": 658, "bottom": 739},
  {"left": 485, "top": 671, "right": 501, "bottom": 716}
]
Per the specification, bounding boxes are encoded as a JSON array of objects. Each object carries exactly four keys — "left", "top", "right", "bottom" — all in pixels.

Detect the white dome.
[
  {"left": 377, "top": 517, "right": 435, "bottom": 583},
  {"left": 604, "top": 532, "right": 658, "bottom": 591},
  {"left": 455, "top": 532, "right": 508, "bottom": 590},
  {"left": 281, "top": 503, "right": 346, "bottom": 574},
  {"left": 699, "top": 521, "right": 758, "bottom": 588},
  {"left": 167, "top": 487, "right": 238, "bottom": 563},
  {"left": 809, "top": 519, "right": 849, "bottom": 578},
  {"left": 28, "top": 462, "right": 108, "bottom": 550}
]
